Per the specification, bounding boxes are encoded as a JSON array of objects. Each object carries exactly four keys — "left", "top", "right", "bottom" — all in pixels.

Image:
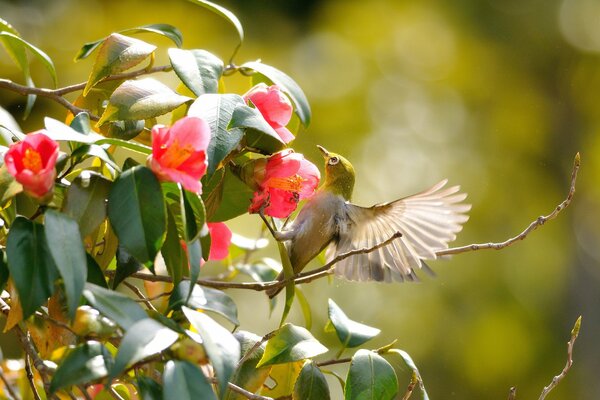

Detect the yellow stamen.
[
  {"left": 160, "top": 140, "right": 194, "bottom": 168},
  {"left": 23, "top": 148, "right": 43, "bottom": 172},
  {"left": 266, "top": 174, "right": 306, "bottom": 192}
]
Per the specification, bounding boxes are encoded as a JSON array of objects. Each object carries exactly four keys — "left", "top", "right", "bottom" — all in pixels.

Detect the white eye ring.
[{"left": 328, "top": 156, "right": 339, "bottom": 165}]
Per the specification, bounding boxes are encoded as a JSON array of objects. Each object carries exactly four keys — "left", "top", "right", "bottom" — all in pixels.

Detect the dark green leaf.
[
  {"left": 110, "top": 318, "right": 178, "bottom": 380},
  {"left": 168, "top": 281, "right": 239, "bottom": 326},
  {"left": 188, "top": 94, "right": 245, "bottom": 176},
  {"left": 387, "top": 349, "right": 429, "bottom": 400},
  {"left": 230, "top": 104, "right": 285, "bottom": 154},
  {"left": 242, "top": 61, "right": 311, "bottom": 127},
  {"left": 328, "top": 299, "right": 380, "bottom": 348},
  {"left": 107, "top": 166, "right": 166, "bottom": 267},
  {"left": 95, "top": 137, "right": 152, "bottom": 155},
  {"left": 294, "top": 361, "right": 331, "bottom": 400},
  {"left": 162, "top": 207, "right": 186, "bottom": 285},
  {"left": 97, "top": 78, "right": 192, "bottom": 125},
  {"left": 169, "top": 48, "right": 224, "bottom": 96},
  {"left": 44, "top": 210, "right": 87, "bottom": 319},
  {"left": 86, "top": 254, "right": 108, "bottom": 289},
  {"left": 50, "top": 341, "right": 113, "bottom": 393},
  {"left": 0, "top": 31, "right": 57, "bottom": 86},
  {"left": 70, "top": 144, "right": 120, "bottom": 173},
  {"left": 62, "top": 171, "right": 112, "bottom": 237},
  {"left": 137, "top": 376, "right": 163, "bottom": 400},
  {"left": 113, "top": 246, "right": 144, "bottom": 289},
  {"left": 163, "top": 360, "right": 216, "bottom": 400},
  {"left": 224, "top": 331, "right": 272, "bottom": 400},
  {"left": 182, "top": 189, "right": 207, "bottom": 242},
  {"left": 257, "top": 323, "right": 328, "bottom": 368},
  {"left": 83, "top": 33, "right": 156, "bottom": 95},
  {"left": 75, "top": 24, "right": 183, "bottom": 61},
  {"left": 344, "top": 350, "right": 398, "bottom": 400},
  {"left": 0, "top": 164, "right": 22, "bottom": 204},
  {"left": 6, "top": 217, "right": 58, "bottom": 318},
  {"left": 204, "top": 167, "right": 253, "bottom": 222},
  {"left": 70, "top": 112, "right": 92, "bottom": 134},
  {"left": 0, "top": 250, "right": 9, "bottom": 292},
  {"left": 82, "top": 283, "right": 147, "bottom": 330},
  {"left": 185, "top": 239, "right": 202, "bottom": 299},
  {"left": 186, "top": 0, "right": 244, "bottom": 52},
  {"left": 182, "top": 306, "right": 240, "bottom": 396},
  {"left": 103, "top": 119, "right": 145, "bottom": 140}
]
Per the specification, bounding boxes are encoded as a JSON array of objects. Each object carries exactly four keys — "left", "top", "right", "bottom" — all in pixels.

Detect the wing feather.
[{"left": 332, "top": 180, "right": 470, "bottom": 282}]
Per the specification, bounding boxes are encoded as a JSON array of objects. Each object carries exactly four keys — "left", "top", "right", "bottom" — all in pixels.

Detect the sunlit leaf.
[
  {"left": 229, "top": 104, "right": 285, "bottom": 153},
  {"left": 387, "top": 349, "right": 429, "bottom": 400},
  {"left": 82, "top": 283, "right": 147, "bottom": 330},
  {"left": 186, "top": 0, "right": 244, "bottom": 56},
  {"left": 107, "top": 166, "right": 166, "bottom": 267},
  {"left": 169, "top": 48, "right": 224, "bottom": 96},
  {"left": 6, "top": 217, "right": 58, "bottom": 319},
  {"left": 62, "top": 171, "right": 112, "bottom": 237},
  {"left": 242, "top": 61, "right": 310, "bottom": 127},
  {"left": 44, "top": 117, "right": 101, "bottom": 143},
  {"left": 188, "top": 94, "right": 245, "bottom": 176},
  {"left": 344, "top": 350, "right": 398, "bottom": 400},
  {"left": 110, "top": 318, "right": 178, "bottom": 380},
  {"left": 182, "top": 306, "right": 241, "bottom": 396},
  {"left": 169, "top": 281, "right": 239, "bottom": 326},
  {"left": 203, "top": 167, "right": 253, "bottom": 222},
  {"left": 230, "top": 233, "right": 269, "bottom": 250},
  {"left": 0, "top": 30, "right": 57, "bottom": 86},
  {"left": 103, "top": 119, "right": 146, "bottom": 140},
  {"left": 294, "top": 361, "right": 331, "bottom": 400},
  {"left": 257, "top": 323, "right": 328, "bottom": 368},
  {"left": 50, "top": 341, "right": 113, "bottom": 393},
  {"left": 98, "top": 78, "right": 192, "bottom": 126},
  {"left": 260, "top": 361, "right": 303, "bottom": 398},
  {"left": 163, "top": 360, "right": 216, "bottom": 400},
  {"left": 328, "top": 299, "right": 380, "bottom": 348},
  {"left": 224, "top": 331, "right": 272, "bottom": 400},
  {"left": 83, "top": 33, "right": 156, "bottom": 95},
  {"left": 296, "top": 287, "right": 312, "bottom": 331},
  {"left": 44, "top": 210, "right": 87, "bottom": 320}
]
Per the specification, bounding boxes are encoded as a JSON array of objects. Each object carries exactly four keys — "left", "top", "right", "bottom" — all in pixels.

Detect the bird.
[{"left": 265, "top": 145, "right": 471, "bottom": 298}]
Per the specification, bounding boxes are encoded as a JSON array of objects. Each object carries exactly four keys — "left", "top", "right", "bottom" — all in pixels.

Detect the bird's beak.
[{"left": 316, "top": 145, "right": 329, "bottom": 158}]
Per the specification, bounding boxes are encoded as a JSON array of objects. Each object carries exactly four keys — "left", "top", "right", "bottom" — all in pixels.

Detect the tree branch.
[{"left": 438, "top": 153, "right": 580, "bottom": 257}]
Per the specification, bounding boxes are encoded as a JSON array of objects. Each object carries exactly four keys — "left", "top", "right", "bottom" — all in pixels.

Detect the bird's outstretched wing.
[{"left": 331, "top": 180, "right": 471, "bottom": 282}]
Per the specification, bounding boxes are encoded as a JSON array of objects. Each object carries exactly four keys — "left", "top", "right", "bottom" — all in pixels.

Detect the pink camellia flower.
[
  {"left": 207, "top": 222, "right": 232, "bottom": 261},
  {"left": 148, "top": 116, "right": 211, "bottom": 193},
  {"left": 4, "top": 131, "right": 59, "bottom": 199},
  {"left": 247, "top": 150, "right": 320, "bottom": 218},
  {"left": 243, "top": 83, "right": 294, "bottom": 143}
]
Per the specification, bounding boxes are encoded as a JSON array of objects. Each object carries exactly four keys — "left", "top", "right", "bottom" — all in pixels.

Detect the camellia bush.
[{"left": 0, "top": 2, "right": 582, "bottom": 400}]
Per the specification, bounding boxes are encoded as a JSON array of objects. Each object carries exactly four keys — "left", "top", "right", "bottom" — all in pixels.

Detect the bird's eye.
[{"left": 328, "top": 156, "right": 339, "bottom": 165}]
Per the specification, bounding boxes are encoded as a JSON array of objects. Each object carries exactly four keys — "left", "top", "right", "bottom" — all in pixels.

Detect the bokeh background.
[{"left": 1, "top": 0, "right": 599, "bottom": 398}]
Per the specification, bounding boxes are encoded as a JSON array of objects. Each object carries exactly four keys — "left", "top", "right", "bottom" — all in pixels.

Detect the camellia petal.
[
  {"left": 207, "top": 222, "right": 232, "bottom": 261},
  {"left": 244, "top": 83, "right": 295, "bottom": 143}
]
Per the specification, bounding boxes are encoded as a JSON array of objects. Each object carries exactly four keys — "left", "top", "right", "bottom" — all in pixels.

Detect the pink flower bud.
[
  {"left": 243, "top": 83, "right": 295, "bottom": 143},
  {"left": 4, "top": 131, "right": 59, "bottom": 199}
]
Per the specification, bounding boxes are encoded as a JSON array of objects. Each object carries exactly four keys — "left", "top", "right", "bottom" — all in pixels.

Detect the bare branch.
[
  {"left": 24, "top": 356, "right": 42, "bottom": 400},
  {"left": 538, "top": 316, "right": 582, "bottom": 400},
  {"left": 123, "top": 281, "right": 158, "bottom": 312},
  {"left": 237, "top": 330, "right": 277, "bottom": 366},
  {"left": 438, "top": 153, "right": 580, "bottom": 257}
]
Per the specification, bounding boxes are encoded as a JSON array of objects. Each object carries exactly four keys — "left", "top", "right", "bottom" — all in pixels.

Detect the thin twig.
[
  {"left": 0, "top": 365, "right": 21, "bottom": 400},
  {"left": 401, "top": 374, "right": 418, "bottom": 400},
  {"left": 316, "top": 357, "right": 352, "bottom": 368},
  {"left": 107, "top": 385, "right": 125, "bottom": 400},
  {"left": 226, "top": 381, "right": 272, "bottom": 400},
  {"left": 24, "top": 355, "right": 42, "bottom": 400},
  {"left": 538, "top": 316, "right": 582, "bottom": 400},
  {"left": 34, "top": 310, "right": 76, "bottom": 334},
  {"left": 237, "top": 331, "right": 277, "bottom": 366},
  {"left": 123, "top": 281, "right": 157, "bottom": 312},
  {"left": 438, "top": 152, "right": 580, "bottom": 257}
]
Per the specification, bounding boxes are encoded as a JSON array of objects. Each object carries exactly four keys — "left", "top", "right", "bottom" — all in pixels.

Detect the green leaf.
[
  {"left": 169, "top": 48, "right": 224, "bottom": 96},
  {"left": 242, "top": 61, "right": 311, "bottom": 127},
  {"left": 75, "top": 24, "right": 183, "bottom": 61},
  {"left": 0, "top": 164, "right": 22, "bottom": 204},
  {"left": 387, "top": 349, "right": 429, "bottom": 400},
  {"left": 95, "top": 138, "right": 152, "bottom": 155},
  {"left": 257, "top": 323, "right": 328, "bottom": 368},
  {"left": 6, "top": 217, "right": 58, "bottom": 319},
  {"left": 229, "top": 104, "right": 285, "bottom": 153},
  {"left": 86, "top": 254, "right": 108, "bottom": 289},
  {"left": 185, "top": 239, "right": 202, "bottom": 298},
  {"left": 44, "top": 210, "right": 87, "bottom": 320},
  {"left": 113, "top": 246, "right": 144, "bottom": 289},
  {"left": 224, "top": 331, "right": 272, "bottom": 400},
  {"left": 82, "top": 283, "right": 147, "bottom": 330},
  {"left": 168, "top": 281, "right": 239, "bottom": 326},
  {"left": 295, "top": 287, "right": 312, "bottom": 331},
  {"left": 188, "top": 94, "right": 245, "bottom": 176},
  {"left": 182, "top": 189, "right": 207, "bottom": 242},
  {"left": 70, "top": 144, "right": 120, "bottom": 174},
  {"left": 110, "top": 318, "right": 178, "bottom": 380},
  {"left": 44, "top": 117, "right": 101, "bottom": 143},
  {"left": 328, "top": 299, "right": 380, "bottom": 348},
  {"left": 83, "top": 33, "right": 156, "bottom": 95},
  {"left": 163, "top": 360, "right": 216, "bottom": 400},
  {"left": 0, "top": 250, "right": 8, "bottom": 292},
  {"left": 260, "top": 361, "right": 303, "bottom": 398},
  {"left": 137, "top": 376, "right": 163, "bottom": 400},
  {"left": 162, "top": 207, "right": 186, "bottom": 285},
  {"left": 62, "top": 171, "right": 112, "bottom": 237},
  {"left": 294, "top": 361, "right": 331, "bottom": 400},
  {"left": 182, "top": 306, "right": 240, "bottom": 396},
  {"left": 97, "top": 78, "right": 192, "bottom": 126},
  {"left": 69, "top": 112, "right": 92, "bottom": 134},
  {"left": 50, "top": 341, "right": 113, "bottom": 393},
  {"left": 103, "top": 119, "right": 146, "bottom": 140},
  {"left": 186, "top": 0, "right": 244, "bottom": 57},
  {"left": 204, "top": 167, "right": 253, "bottom": 222},
  {"left": 0, "top": 31, "right": 57, "bottom": 86},
  {"left": 107, "top": 166, "right": 166, "bottom": 267},
  {"left": 344, "top": 350, "right": 398, "bottom": 400}
]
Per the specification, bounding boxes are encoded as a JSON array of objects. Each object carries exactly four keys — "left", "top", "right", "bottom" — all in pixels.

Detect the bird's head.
[{"left": 317, "top": 145, "right": 355, "bottom": 200}]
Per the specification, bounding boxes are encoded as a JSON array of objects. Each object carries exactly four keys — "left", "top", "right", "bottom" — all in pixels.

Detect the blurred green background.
[{"left": 1, "top": 0, "right": 599, "bottom": 398}]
